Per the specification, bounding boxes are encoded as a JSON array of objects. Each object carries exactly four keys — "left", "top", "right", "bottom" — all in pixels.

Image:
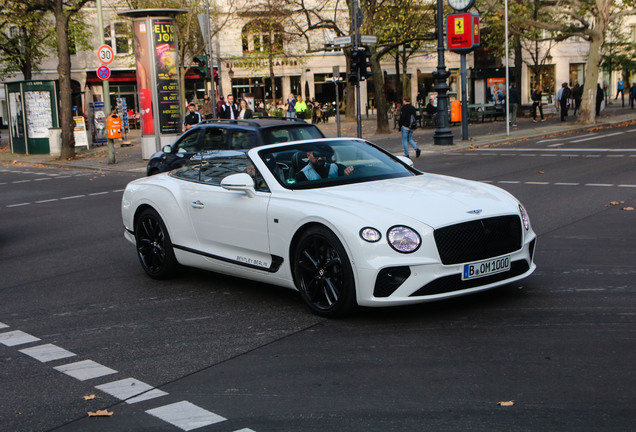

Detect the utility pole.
[
  {"left": 433, "top": 0, "right": 453, "bottom": 145},
  {"left": 352, "top": 0, "right": 362, "bottom": 138},
  {"left": 96, "top": 0, "right": 115, "bottom": 163}
]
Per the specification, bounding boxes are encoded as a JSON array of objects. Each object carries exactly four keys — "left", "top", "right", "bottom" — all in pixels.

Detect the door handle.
[{"left": 191, "top": 200, "right": 204, "bottom": 209}]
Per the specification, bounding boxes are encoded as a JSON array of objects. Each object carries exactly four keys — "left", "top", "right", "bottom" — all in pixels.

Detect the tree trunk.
[
  {"left": 372, "top": 50, "right": 389, "bottom": 134},
  {"left": 55, "top": 10, "right": 75, "bottom": 160},
  {"left": 579, "top": 0, "right": 611, "bottom": 124}
]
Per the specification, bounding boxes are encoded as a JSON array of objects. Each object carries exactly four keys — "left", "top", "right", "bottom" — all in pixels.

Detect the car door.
[
  {"left": 182, "top": 152, "right": 273, "bottom": 271},
  {"left": 163, "top": 129, "right": 202, "bottom": 172}
]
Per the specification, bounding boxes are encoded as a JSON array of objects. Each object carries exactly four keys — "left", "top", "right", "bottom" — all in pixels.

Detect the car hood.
[{"left": 302, "top": 174, "right": 519, "bottom": 228}]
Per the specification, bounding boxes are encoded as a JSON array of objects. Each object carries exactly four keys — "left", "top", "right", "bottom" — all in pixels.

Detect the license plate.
[{"left": 462, "top": 256, "right": 511, "bottom": 280}]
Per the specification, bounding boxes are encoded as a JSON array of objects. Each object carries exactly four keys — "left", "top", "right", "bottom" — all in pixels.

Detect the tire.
[
  {"left": 293, "top": 226, "right": 357, "bottom": 318},
  {"left": 135, "top": 208, "right": 180, "bottom": 279}
]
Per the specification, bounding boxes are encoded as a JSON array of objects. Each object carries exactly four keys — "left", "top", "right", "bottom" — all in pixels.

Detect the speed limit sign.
[{"left": 97, "top": 44, "right": 114, "bottom": 65}]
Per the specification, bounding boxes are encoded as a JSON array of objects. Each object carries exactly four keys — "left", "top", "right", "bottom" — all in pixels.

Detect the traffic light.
[
  {"left": 358, "top": 47, "right": 373, "bottom": 81},
  {"left": 194, "top": 55, "right": 209, "bottom": 78},
  {"left": 348, "top": 48, "right": 360, "bottom": 85},
  {"left": 213, "top": 67, "right": 219, "bottom": 84}
]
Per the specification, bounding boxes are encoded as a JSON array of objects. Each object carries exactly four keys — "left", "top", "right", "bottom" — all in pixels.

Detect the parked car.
[
  {"left": 145, "top": 117, "right": 324, "bottom": 176},
  {"left": 123, "top": 138, "right": 537, "bottom": 317}
]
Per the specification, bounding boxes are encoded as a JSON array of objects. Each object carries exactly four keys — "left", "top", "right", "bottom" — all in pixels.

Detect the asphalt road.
[{"left": 1, "top": 124, "right": 635, "bottom": 431}]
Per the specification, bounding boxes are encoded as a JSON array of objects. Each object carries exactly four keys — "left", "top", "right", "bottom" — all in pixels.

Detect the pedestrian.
[
  {"left": 183, "top": 103, "right": 201, "bottom": 131},
  {"left": 531, "top": 85, "right": 545, "bottom": 122},
  {"left": 286, "top": 93, "right": 296, "bottom": 119},
  {"left": 255, "top": 101, "right": 269, "bottom": 117},
  {"left": 416, "top": 91, "right": 424, "bottom": 108},
  {"left": 398, "top": 96, "right": 421, "bottom": 159},
  {"left": 629, "top": 82, "right": 636, "bottom": 109},
  {"left": 572, "top": 83, "right": 582, "bottom": 115},
  {"left": 508, "top": 82, "right": 520, "bottom": 127},
  {"left": 615, "top": 77, "right": 624, "bottom": 104},
  {"left": 556, "top": 82, "right": 571, "bottom": 122},
  {"left": 220, "top": 94, "right": 239, "bottom": 119},
  {"left": 237, "top": 98, "right": 253, "bottom": 119},
  {"left": 200, "top": 94, "right": 213, "bottom": 120},
  {"left": 295, "top": 95, "right": 308, "bottom": 118},
  {"left": 595, "top": 83, "right": 604, "bottom": 117},
  {"left": 216, "top": 95, "right": 225, "bottom": 116}
]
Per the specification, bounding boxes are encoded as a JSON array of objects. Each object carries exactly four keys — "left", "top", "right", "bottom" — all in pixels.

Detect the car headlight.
[
  {"left": 387, "top": 226, "right": 421, "bottom": 253},
  {"left": 519, "top": 204, "right": 530, "bottom": 230},
  {"left": 360, "top": 227, "right": 381, "bottom": 242}
]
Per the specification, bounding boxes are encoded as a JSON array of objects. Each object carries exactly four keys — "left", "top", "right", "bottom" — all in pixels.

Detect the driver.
[{"left": 295, "top": 148, "right": 354, "bottom": 182}]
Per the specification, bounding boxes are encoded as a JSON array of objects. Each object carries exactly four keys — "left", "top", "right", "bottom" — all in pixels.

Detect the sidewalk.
[{"left": 1, "top": 103, "right": 634, "bottom": 174}]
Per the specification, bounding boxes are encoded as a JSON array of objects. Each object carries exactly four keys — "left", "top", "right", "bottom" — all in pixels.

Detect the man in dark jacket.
[
  {"left": 508, "top": 82, "right": 520, "bottom": 127},
  {"left": 219, "top": 94, "right": 239, "bottom": 119},
  {"left": 183, "top": 103, "right": 201, "bottom": 131},
  {"left": 556, "top": 82, "right": 571, "bottom": 121},
  {"left": 398, "top": 96, "right": 421, "bottom": 158}
]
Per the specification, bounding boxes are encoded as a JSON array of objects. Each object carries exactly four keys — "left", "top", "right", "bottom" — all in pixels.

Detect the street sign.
[
  {"left": 97, "top": 65, "right": 111, "bottom": 80},
  {"left": 333, "top": 36, "right": 352, "bottom": 46},
  {"left": 97, "top": 44, "right": 114, "bottom": 65},
  {"left": 360, "top": 35, "right": 377, "bottom": 44},
  {"left": 447, "top": 13, "right": 476, "bottom": 53}
]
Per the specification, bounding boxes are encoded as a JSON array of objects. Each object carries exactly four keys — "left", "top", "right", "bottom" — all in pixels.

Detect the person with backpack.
[{"left": 398, "top": 96, "right": 421, "bottom": 159}]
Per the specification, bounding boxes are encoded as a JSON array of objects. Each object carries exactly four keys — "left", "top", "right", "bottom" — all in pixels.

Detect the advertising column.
[{"left": 123, "top": 9, "right": 185, "bottom": 159}]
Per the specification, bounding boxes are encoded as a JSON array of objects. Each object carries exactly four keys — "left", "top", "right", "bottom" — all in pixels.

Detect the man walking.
[
  {"left": 556, "top": 82, "right": 571, "bottom": 122},
  {"left": 220, "top": 94, "right": 239, "bottom": 119},
  {"left": 508, "top": 82, "right": 520, "bottom": 127},
  {"left": 398, "top": 96, "right": 421, "bottom": 159}
]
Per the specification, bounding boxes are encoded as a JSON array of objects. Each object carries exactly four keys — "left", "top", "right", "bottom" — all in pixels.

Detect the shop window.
[{"left": 529, "top": 65, "right": 555, "bottom": 102}]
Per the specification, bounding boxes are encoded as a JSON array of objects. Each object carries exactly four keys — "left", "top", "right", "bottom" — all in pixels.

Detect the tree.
[
  {"left": 0, "top": 3, "right": 53, "bottom": 80},
  {"left": 30, "top": 0, "right": 92, "bottom": 160}
]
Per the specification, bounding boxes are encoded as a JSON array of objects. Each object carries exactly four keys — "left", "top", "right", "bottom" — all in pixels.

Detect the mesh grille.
[{"left": 434, "top": 216, "right": 522, "bottom": 265}]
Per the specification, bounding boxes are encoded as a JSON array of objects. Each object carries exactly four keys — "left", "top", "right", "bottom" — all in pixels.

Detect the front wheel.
[
  {"left": 135, "top": 208, "right": 180, "bottom": 279},
  {"left": 293, "top": 226, "right": 357, "bottom": 318}
]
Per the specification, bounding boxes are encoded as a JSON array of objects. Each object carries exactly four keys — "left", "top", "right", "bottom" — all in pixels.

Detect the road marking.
[
  {"left": 6, "top": 203, "right": 30, "bottom": 208},
  {"left": 0, "top": 330, "right": 41, "bottom": 346},
  {"left": 12, "top": 180, "right": 31, "bottom": 184},
  {"left": 35, "top": 199, "right": 59, "bottom": 204},
  {"left": 473, "top": 148, "right": 636, "bottom": 152},
  {"left": 34, "top": 177, "right": 53, "bottom": 181},
  {"left": 547, "top": 143, "right": 564, "bottom": 147},
  {"left": 89, "top": 191, "right": 109, "bottom": 196},
  {"left": 146, "top": 401, "right": 227, "bottom": 431},
  {"left": 60, "top": 195, "right": 86, "bottom": 200},
  {"left": 95, "top": 378, "right": 168, "bottom": 404},
  {"left": 619, "top": 184, "right": 636, "bottom": 188},
  {"left": 19, "top": 344, "right": 76, "bottom": 363},
  {"left": 54, "top": 359, "right": 117, "bottom": 381},
  {"left": 554, "top": 182, "right": 580, "bottom": 186},
  {"left": 570, "top": 132, "right": 624, "bottom": 143},
  {"left": 0, "top": 322, "right": 8, "bottom": 329},
  {"left": 585, "top": 183, "right": 614, "bottom": 187},
  {"left": 526, "top": 181, "right": 550, "bottom": 185}
]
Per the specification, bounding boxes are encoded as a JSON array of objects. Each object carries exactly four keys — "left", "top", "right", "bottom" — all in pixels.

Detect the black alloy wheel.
[
  {"left": 135, "top": 208, "right": 180, "bottom": 279},
  {"left": 293, "top": 226, "right": 356, "bottom": 317}
]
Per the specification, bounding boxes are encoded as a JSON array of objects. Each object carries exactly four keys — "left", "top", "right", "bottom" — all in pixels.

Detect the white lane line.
[
  {"left": 35, "top": 199, "right": 59, "bottom": 204},
  {"left": 499, "top": 181, "right": 521, "bottom": 184},
  {"left": 96, "top": 378, "right": 168, "bottom": 404},
  {"left": 34, "top": 177, "right": 53, "bottom": 181},
  {"left": 6, "top": 203, "right": 30, "bottom": 208},
  {"left": 112, "top": 189, "right": 125, "bottom": 193},
  {"left": 554, "top": 182, "right": 580, "bottom": 186},
  {"left": 618, "top": 184, "right": 636, "bottom": 188},
  {"left": 146, "top": 401, "right": 227, "bottom": 431},
  {"left": 0, "top": 322, "right": 8, "bottom": 329},
  {"left": 89, "top": 192, "right": 109, "bottom": 196},
  {"left": 547, "top": 143, "right": 564, "bottom": 147},
  {"left": 519, "top": 154, "right": 537, "bottom": 157},
  {"left": 19, "top": 344, "right": 76, "bottom": 363},
  {"left": 585, "top": 183, "right": 614, "bottom": 187},
  {"left": 526, "top": 181, "right": 550, "bottom": 185},
  {"left": 54, "top": 359, "right": 117, "bottom": 381},
  {"left": 12, "top": 180, "right": 31, "bottom": 184},
  {"left": 60, "top": 195, "right": 86, "bottom": 200},
  {"left": 540, "top": 154, "right": 558, "bottom": 157},
  {"left": 474, "top": 148, "right": 636, "bottom": 152},
  {"left": 570, "top": 132, "right": 624, "bottom": 143},
  {"left": 0, "top": 330, "right": 41, "bottom": 346}
]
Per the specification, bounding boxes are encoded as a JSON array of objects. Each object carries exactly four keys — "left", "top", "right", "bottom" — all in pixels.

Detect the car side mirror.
[
  {"left": 162, "top": 145, "right": 173, "bottom": 154},
  {"left": 220, "top": 173, "right": 255, "bottom": 197},
  {"left": 396, "top": 155, "right": 414, "bottom": 167}
]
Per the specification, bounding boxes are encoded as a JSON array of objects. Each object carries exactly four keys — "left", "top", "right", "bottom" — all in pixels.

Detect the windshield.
[
  {"left": 260, "top": 125, "right": 324, "bottom": 144},
  {"left": 258, "top": 139, "right": 419, "bottom": 189}
]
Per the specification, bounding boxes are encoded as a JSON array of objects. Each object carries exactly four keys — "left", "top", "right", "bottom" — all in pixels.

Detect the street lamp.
[{"left": 228, "top": 67, "right": 234, "bottom": 98}]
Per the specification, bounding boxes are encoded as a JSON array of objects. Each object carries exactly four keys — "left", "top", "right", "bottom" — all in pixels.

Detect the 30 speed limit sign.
[{"left": 97, "top": 44, "right": 114, "bottom": 65}]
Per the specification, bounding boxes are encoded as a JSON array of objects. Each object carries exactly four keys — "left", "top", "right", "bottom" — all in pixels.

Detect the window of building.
[
  {"left": 528, "top": 65, "right": 556, "bottom": 102},
  {"left": 241, "top": 20, "right": 284, "bottom": 54},
  {"left": 104, "top": 22, "right": 131, "bottom": 55},
  {"left": 569, "top": 63, "right": 586, "bottom": 86}
]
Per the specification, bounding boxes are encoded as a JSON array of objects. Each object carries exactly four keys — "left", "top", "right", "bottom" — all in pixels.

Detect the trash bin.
[
  {"left": 451, "top": 100, "right": 462, "bottom": 123},
  {"left": 48, "top": 128, "right": 62, "bottom": 157}
]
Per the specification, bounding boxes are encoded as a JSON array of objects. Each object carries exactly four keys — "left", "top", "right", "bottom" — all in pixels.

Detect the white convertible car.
[{"left": 122, "top": 138, "right": 536, "bottom": 317}]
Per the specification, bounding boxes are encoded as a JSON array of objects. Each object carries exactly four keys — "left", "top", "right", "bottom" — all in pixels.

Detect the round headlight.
[
  {"left": 360, "top": 227, "right": 381, "bottom": 243},
  {"left": 387, "top": 226, "right": 421, "bottom": 253},
  {"left": 519, "top": 204, "right": 530, "bottom": 230}
]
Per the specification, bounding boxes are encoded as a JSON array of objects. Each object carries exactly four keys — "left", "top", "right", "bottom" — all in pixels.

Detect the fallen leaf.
[
  {"left": 608, "top": 201, "right": 625, "bottom": 206},
  {"left": 497, "top": 401, "right": 515, "bottom": 407},
  {"left": 538, "top": 171, "right": 544, "bottom": 174},
  {"left": 83, "top": 394, "right": 102, "bottom": 401},
  {"left": 623, "top": 206, "right": 635, "bottom": 211},
  {"left": 88, "top": 410, "right": 113, "bottom": 417}
]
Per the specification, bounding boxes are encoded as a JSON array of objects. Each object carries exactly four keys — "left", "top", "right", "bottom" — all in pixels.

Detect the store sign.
[{"left": 447, "top": 13, "right": 479, "bottom": 54}]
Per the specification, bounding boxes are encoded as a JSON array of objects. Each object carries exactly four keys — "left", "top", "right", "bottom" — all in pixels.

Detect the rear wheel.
[
  {"left": 293, "top": 226, "right": 357, "bottom": 317},
  {"left": 135, "top": 208, "right": 180, "bottom": 279}
]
